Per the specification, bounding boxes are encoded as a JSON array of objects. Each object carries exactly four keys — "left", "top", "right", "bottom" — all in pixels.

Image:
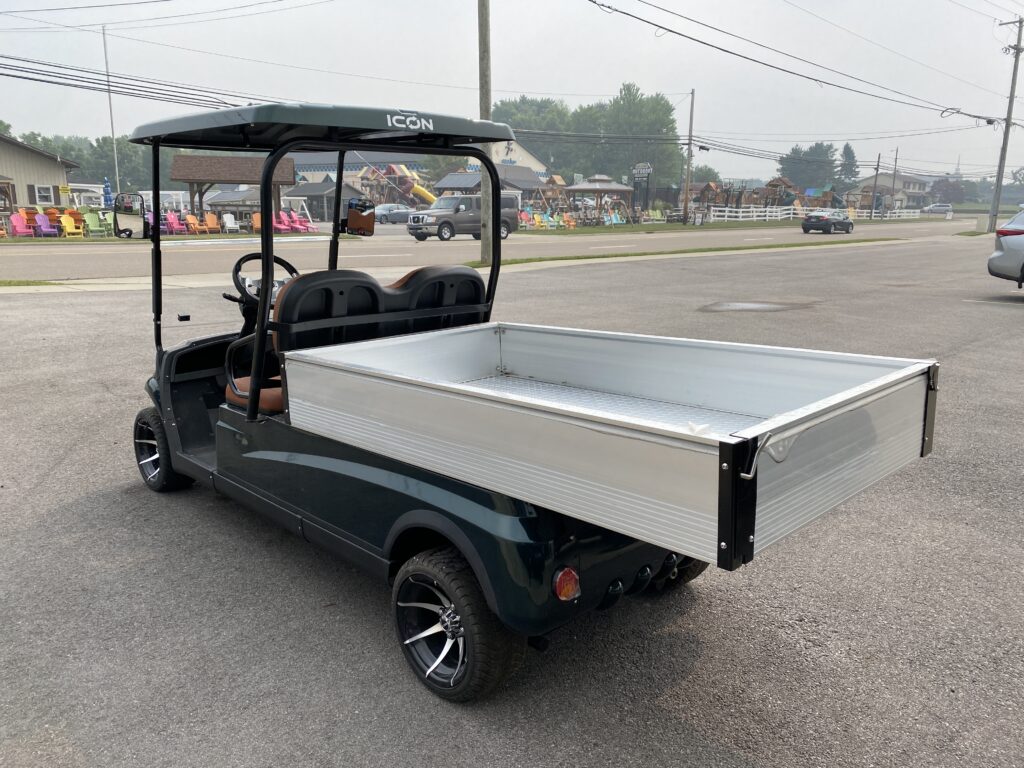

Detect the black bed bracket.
[
  {"left": 717, "top": 437, "right": 759, "bottom": 571},
  {"left": 921, "top": 362, "right": 939, "bottom": 457}
]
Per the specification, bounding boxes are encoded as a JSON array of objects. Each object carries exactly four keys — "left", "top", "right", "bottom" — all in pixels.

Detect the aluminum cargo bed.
[{"left": 285, "top": 323, "right": 937, "bottom": 570}]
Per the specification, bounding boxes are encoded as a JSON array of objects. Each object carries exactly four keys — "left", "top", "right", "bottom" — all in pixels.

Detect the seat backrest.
[
  {"left": 35, "top": 213, "right": 51, "bottom": 229},
  {"left": 223, "top": 213, "right": 236, "bottom": 226},
  {"left": 273, "top": 270, "right": 384, "bottom": 353},
  {"left": 381, "top": 265, "right": 486, "bottom": 336},
  {"left": 205, "top": 213, "right": 219, "bottom": 227}
]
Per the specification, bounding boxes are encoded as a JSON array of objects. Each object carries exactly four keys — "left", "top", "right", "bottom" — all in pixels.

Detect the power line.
[
  {"left": 0, "top": 0, "right": 171, "bottom": 13},
  {"left": 945, "top": 0, "right": 1003, "bottom": 21},
  {"left": 782, "top": 0, "right": 1009, "bottom": 99},
  {"left": 633, "top": 0, "right": 964, "bottom": 109},
  {"left": 0, "top": 10, "right": 680, "bottom": 100},
  {"left": 587, "top": 0, "right": 1000, "bottom": 122},
  {"left": 977, "top": 0, "right": 1021, "bottom": 17}
]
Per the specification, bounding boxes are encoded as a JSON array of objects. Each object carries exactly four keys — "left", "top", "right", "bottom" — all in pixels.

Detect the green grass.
[
  {"left": 518, "top": 218, "right": 911, "bottom": 236},
  {"left": 464, "top": 237, "right": 903, "bottom": 268},
  {"left": 0, "top": 231, "right": 346, "bottom": 245},
  {"left": 950, "top": 205, "right": 1018, "bottom": 214},
  {"left": 0, "top": 279, "right": 56, "bottom": 286},
  {"left": 955, "top": 230, "right": 989, "bottom": 236}
]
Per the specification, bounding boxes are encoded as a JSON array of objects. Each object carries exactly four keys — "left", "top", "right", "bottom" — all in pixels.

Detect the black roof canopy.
[{"left": 129, "top": 102, "right": 515, "bottom": 151}]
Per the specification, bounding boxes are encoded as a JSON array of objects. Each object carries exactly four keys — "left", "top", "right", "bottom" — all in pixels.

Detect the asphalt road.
[
  {"left": 0, "top": 217, "right": 966, "bottom": 281},
  {"left": 2, "top": 234, "right": 1022, "bottom": 767}
]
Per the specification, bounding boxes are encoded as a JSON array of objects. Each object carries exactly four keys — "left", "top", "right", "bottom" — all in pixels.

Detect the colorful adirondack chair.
[
  {"left": 185, "top": 214, "right": 208, "bottom": 234},
  {"left": 288, "top": 210, "right": 317, "bottom": 232},
  {"left": 0, "top": 219, "right": 6, "bottom": 238},
  {"left": 35, "top": 213, "right": 59, "bottom": 236},
  {"left": 204, "top": 212, "right": 222, "bottom": 233},
  {"left": 82, "top": 212, "right": 109, "bottom": 237},
  {"left": 563, "top": 212, "right": 577, "bottom": 229},
  {"left": 164, "top": 212, "right": 187, "bottom": 234},
  {"left": 9, "top": 213, "right": 35, "bottom": 236},
  {"left": 221, "top": 213, "right": 242, "bottom": 233},
  {"left": 64, "top": 209, "right": 84, "bottom": 228},
  {"left": 276, "top": 211, "right": 301, "bottom": 233},
  {"left": 251, "top": 212, "right": 262, "bottom": 233},
  {"left": 45, "top": 208, "right": 60, "bottom": 227},
  {"left": 532, "top": 213, "right": 548, "bottom": 229},
  {"left": 60, "top": 214, "right": 84, "bottom": 238}
]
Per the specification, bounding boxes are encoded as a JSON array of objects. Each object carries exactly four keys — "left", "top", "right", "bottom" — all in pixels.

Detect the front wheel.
[
  {"left": 413, "top": 233, "right": 428, "bottom": 242},
  {"left": 393, "top": 547, "right": 525, "bottom": 702},
  {"left": 133, "top": 407, "right": 193, "bottom": 492},
  {"left": 499, "top": 222, "right": 510, "bottom": 240},
  {"left": 437, "top": 222, "right": 455, "bottom": 241},
  {"left": 846, "top": 223, "right": 854, "bottom": 233}
]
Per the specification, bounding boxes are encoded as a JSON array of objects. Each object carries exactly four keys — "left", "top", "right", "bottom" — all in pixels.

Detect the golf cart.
[{"left": 126, "top": 104, "right": 938, "bottom": 702}]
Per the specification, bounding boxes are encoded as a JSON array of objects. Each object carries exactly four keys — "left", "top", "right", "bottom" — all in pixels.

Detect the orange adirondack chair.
[
  {"left": 203, "top": 212, "right": 222, "bottom": 233},
  {"left": 60, "top": 214, "right": 84, "bottom": 238},
  {"left": 251, "top": 212, "right": 262, "bottom": 233},
  {"left": 0, "top": 219, "right": 7, "bottom": 238},
  {"left": 185, "top": 214, "right": 208, "bottom": 234},
  {"left": 45, "top": 208, "right": 60, "bottom": 227}
]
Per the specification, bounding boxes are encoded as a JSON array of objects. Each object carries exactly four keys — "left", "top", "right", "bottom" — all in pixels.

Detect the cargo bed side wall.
[
  {"left": 499, "top": 326, "right": 912, "bottom": 418},
  {"left": 286, "top": 360, "right": 724, "bottom": 563},
  {"left": 753, "top": 376, "right": 928, "bottom": 553}
]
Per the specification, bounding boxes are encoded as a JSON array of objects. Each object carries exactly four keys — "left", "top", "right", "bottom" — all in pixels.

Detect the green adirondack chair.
[{"left": 83, "top": 211, "right": 112, "bottom": 238}]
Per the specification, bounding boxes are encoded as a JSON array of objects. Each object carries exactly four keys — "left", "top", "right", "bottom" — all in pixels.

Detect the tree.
[
  {"left": 689, "top": 164, "right": 721, "bottom": 183},
  {"left": 777, "top": 142, "right": 838, "bottom": 190},
  {"left": 492, "top": 96, "right": 571, "bottom": 173},
  {"left": 836, "top": 143, "right": 859, "bottom": 192},
  {"left": 0, "top": 120, "right": 11, "bottom": 136},
  {"left": 931, "top": 177, "right": 965, "bottom": 204}
]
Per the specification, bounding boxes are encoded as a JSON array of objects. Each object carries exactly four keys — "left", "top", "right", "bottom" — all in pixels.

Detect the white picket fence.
[{"left": 706, "top": 206, "right": 921, "bottom": 222}]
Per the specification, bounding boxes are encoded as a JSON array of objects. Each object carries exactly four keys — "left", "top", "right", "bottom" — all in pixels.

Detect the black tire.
[
  {"left": 413, "top": 233, "right": 428, "bottom": 242},
  {"left": 802, "top": 227, "right": 811, "bottom": 234},
  {"left": 644, "top": 556, "right": 709, "bottom": 595},
  {"left": 499, "top": 222, "right": 510, "bottom": 240},
  {"left": 472, "top": 233, "right": 481, "bottom": 240},
  {"left": 437, "top": 222, "right": 455, "bottom": 241},
  {"left": 393, "top": 547, "right": 525, "bottom": 702},
  {"left": 846, "top": 223, "right": 854, "bottom": 233},
  {"left": 133, "top": 406, "right": 193, "bottom": 492},
  {"left": 822, "top": 223, "right": 833, "bottom": 235}
]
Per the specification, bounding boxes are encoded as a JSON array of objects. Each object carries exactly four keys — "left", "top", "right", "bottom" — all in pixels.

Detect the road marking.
[
  {"left": 742, "top": 237, "right": 774, "bottom": 241},
  {"left": 963, "top": 298, "right": 1024, "bottom": 306},
  {"left": 588, "top": 244, "right": 635, "bottom": 249}
]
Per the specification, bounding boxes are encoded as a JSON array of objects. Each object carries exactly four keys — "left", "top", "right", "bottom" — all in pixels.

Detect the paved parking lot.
[{"left": 1, "top": 235, "right": 1022, "bottom": 767}]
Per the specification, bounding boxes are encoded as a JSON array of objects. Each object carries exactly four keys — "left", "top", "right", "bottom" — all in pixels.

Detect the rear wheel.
[
  {"left": 133, "top": 407, "right": 193, "bottom": 492},
  {"left": 802, "top": 227, "right": 811, "bottom": 234},
  {"left": 393, "top": 547, "right": 525, "bottom": 702},
  {"left": 413, "top": 233, "right": 428, "bottom": 242},
  {"left": 645, "top": 557, "right": 709, "bottom": 595},
  {"left": 499, "top": 222, "right": 510, "bottom": 240},
  {"left": 437, "top": 222, "right": 455, "bottom": 241},
  {"left": 472, "top": 233, "right": 481, "bottom": 240}
]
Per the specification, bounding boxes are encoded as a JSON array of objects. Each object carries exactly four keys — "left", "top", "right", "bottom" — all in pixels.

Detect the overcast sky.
[{"left": 2, "top": 0, "right": 1022, "bottom": 180}]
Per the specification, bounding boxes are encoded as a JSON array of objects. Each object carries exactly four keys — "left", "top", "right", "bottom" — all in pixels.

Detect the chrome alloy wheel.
[
  {"left": 133, "top": 416, "right": 161, "bottom": 482},
  {"left": 396, "top": 576, "right": 466, "bottom": 686}
]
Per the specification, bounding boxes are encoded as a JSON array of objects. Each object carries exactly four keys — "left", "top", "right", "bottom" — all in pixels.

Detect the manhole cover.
[{"left": 700, "top": 301, "right": 815, "bottom": 313}]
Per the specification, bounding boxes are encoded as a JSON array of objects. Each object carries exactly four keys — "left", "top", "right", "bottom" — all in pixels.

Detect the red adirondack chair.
[
  {"left": 288, "top": 210, "right": 317, "bottom": 232},
  {"left": 273, "top": 211, "right": 294, "bottom": 233},
  {"left": 164, "top": 211, "right": 188, "bottom": 235}
]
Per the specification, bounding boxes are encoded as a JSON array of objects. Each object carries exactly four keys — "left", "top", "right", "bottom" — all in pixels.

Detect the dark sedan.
[{"left": 801, "top": 208, "right": 854, "bottom": 234}]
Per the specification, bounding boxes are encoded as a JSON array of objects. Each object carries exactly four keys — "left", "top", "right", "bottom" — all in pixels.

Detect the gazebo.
[
  {"left": 564, "top": 174, "right": 633, "bottom": 211},
  {"left": 170, "top": 155, "right": 295, "bottom": 213}
]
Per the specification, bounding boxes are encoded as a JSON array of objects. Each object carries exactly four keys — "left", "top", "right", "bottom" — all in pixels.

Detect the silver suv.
[{"left": 407, "top": 194, "right": 519, "bottom": 241}]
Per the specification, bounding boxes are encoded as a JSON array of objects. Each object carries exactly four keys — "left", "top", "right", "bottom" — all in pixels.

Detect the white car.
[{"left": 989, "top": 208, "right": 1024, "bottom": 288}]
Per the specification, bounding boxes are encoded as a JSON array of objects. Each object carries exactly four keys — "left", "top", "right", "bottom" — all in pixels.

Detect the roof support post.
[
  {"left": 328, "top": 150, "right": 345, "bottom": 270},
  {"left": 150, "top": 139, "right": 163, "bottom": 365}
]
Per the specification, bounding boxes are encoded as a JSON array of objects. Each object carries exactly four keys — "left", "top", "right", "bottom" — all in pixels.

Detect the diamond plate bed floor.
[{"left": 459, "top": 374, "right": 766, "bottom": 437}]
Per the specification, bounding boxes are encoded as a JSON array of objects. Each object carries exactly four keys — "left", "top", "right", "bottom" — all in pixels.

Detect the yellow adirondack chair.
[
  {"left": 60, "top": 214, "right": 84, "bottom": 238},
  {"left": 532, "top": 213, "right": 548, "bottom": 229},
  {"left": 185, "top": 214, "right": 208, "bottom": 234},
  {"left": 204, "top": 212, "right": 222, "bottom": 234}
]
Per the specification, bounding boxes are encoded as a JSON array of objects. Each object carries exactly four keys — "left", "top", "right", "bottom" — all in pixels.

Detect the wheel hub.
[{"left": 438, "top": 606, "right": 463, "bottom": 639}]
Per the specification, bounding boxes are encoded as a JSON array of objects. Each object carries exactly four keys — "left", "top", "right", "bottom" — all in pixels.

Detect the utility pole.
[
  {"left": 102, "top": 25, "right": 120, "bottom": 194},
  {"left": 682, "top": 88, "right": 695, "bottom": 224},
  {"left": 478, "top": 0, "right": 493, "bottom": 264},
  {"left": 989, "top": 16, "right": 1023, "bottom": 233},
  {"left": 889, "top": 147, "right": 899, "bottom": 212},
  {"left": 870, "top": 153, "right": 881, "bottom": 220}
]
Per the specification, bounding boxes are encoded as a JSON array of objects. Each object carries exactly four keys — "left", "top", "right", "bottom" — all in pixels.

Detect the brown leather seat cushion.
[{"left": 224, "top": 375, "right": 283, "bottom": 413}]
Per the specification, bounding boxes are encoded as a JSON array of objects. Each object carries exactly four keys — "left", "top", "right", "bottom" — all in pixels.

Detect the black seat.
[{"left": 382, "top": 266, "right": 486, "bottom": 334}]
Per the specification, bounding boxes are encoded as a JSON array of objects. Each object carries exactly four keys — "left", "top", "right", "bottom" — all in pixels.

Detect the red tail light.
[
  {"left": 553, "top": 567, "right": 581, "bottom": 601},
  {"left": 996, "top": 228, "right": 1024, "bottom": 237}
]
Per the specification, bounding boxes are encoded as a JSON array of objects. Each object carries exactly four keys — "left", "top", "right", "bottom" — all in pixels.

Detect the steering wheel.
[{"left": 230, "top": 252, "right": 300, "bottom": 304}]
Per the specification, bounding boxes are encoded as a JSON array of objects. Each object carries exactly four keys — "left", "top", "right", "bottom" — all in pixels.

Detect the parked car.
[
  {"left": 801, "top": 209, "right": 854, "bottom": 234},
  {"left": 922, "top": 203, "right": 953, "bottom": 214},
  {"left": 988, "top": 207, "right": 1024, "bottom": 287},
  {"left": 375, "top": 203, "right": 413, "bottom": 224},
  {"left": 407, "top": 193, "right": 519, "bottom": 241}
]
